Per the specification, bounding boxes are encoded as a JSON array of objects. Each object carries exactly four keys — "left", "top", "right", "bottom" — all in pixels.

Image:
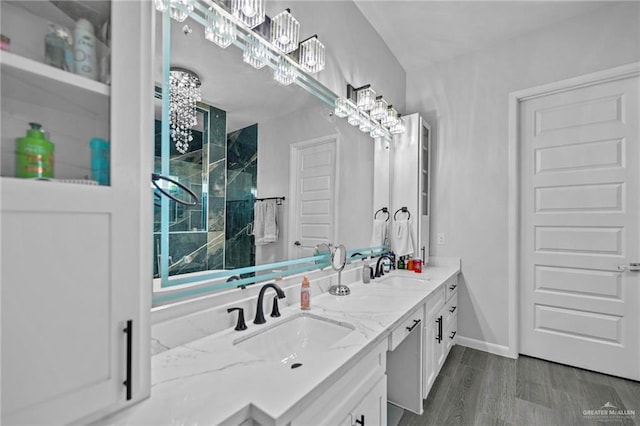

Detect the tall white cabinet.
[
  {"left": 0, "top": 1, "right": 153, "bottom": 424},
  {"left": 390, "top": 113, "right": 431, "bottom": 261}
]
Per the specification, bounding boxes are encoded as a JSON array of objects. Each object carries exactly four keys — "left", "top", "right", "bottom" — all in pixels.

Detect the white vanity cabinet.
[
  {"left": 423, "top": 274, "right": 459, "bottom": 398},
  {"left": 0, "top": 1, "right": 152, "bottom": 424},
  {"left": 290, "top": 340, "right": 388, "bottom": 426},
  {"left": 390, "top": 113, "right": 431, "bottom": 261}
]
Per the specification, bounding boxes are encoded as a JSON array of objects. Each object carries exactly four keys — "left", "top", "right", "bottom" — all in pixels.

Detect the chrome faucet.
[
  {"left": 254, "top": 283, "right": 286, "bottom": 325},
  {"left": 375, "top": 255, "right": 393, "bottom": 278}
]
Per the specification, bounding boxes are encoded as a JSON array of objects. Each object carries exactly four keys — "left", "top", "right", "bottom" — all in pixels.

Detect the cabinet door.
[
  {"left": 339, "top": 375, "right": 388, "bottom": 426},
  {"left": 0, "top": 2, "right": 152, "bottom": 424},
  {"left": 424, "top": 309, "right": 447, "bottom": 398},
  {"left": 390, "top": 113, "right": 431, "bottom": 260}
]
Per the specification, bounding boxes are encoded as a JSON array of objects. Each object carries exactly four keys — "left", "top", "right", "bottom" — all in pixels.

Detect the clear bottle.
[
  {"left": 74, "top": 18, "right": 97, "bottom": 80},
  {"left": 300, "top": 276, "right": 310, "bottom": 310}
]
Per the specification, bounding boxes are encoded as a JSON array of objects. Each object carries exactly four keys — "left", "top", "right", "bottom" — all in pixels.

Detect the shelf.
[{"left": 1, "top": 51, "right": 110, "bottom": 98}]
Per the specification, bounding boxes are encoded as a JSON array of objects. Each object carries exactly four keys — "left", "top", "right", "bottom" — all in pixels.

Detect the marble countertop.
[{"left": 102, "top": 264, "right": 460, "bottom": 426}]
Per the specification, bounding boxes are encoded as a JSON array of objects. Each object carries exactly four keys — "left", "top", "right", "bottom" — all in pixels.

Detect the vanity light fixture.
[
  {"left": 334, "top": 97, "right": 351, "bottom": 118},
  {"left": 270, "top": 9, "right": 300, "bottom": 54},
  {"left": 370, "top": 123, "right": 387, "bottom": 138},
  {"left": 298, "top": 35, "right": 325, "bottom": 73},
  {"left": 231, "top": 0, "right": 265, "bottom": 28},
  {"left": 347, "top": 108, "right": 362, "bottom": 126},
  {"left": 358, "top": 110, "right": 373, "bottom": 132},
  {"left": 159, "top": 0, "right": 194, "bottom": 22},
  {"left": 381, "top": 105, "right": 398, "bottom": 127},
  {"left": 273, "top": 57, "right": 296, "bottom": 85},
  {"left": 370, "top": 96, "right": 388, "bottom": 121},
  {"left": 356, "top": 85, "right": 376, "bottom": 111},
  {"left": 169, "top": 67, "right": 201, "bottom": 154},
  {"left": 243, "top": 33, "right": 267, "bottom": 69},
  {"left": 390, "top": 115, "right": 406, "bottom": 135},
  {"left": 205, "top": 6, "right": 236, "bottom": 48}
]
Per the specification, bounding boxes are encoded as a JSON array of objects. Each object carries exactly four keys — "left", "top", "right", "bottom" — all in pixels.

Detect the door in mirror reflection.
[{"left": 290, "top": 137, "right": 336, "bottom": 259}]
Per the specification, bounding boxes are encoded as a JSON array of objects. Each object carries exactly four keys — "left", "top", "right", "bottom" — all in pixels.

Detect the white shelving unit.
[{"left": 1, "top": 1, "right": 153, "bottom": 424}]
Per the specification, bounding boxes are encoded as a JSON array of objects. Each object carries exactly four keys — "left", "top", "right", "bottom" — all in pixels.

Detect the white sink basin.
[
  {"left": 233, "top": 313, "right": 354, "bottom": 365},
  {"left": 377, "top": 276, "right": 429, "bottom": 287}
]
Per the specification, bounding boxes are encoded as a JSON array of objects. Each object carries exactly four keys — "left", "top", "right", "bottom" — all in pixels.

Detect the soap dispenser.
[{"left": 300, "top": 276, "right": 310, "bottom": 310}]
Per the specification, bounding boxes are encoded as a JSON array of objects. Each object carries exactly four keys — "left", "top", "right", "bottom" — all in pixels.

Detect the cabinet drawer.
[
  {"left": 425, "top": 285, "right": 445, "bottom": 321},
  {"left": 445, "top": 315, "right": 458, "bottom": 352},
  {"left": 445, "top": 275, "right": 459, "bottom": 301},
  {"left": 444, "top": 290, "right": 458, "bottom": 324},
  {"left": 389, "top": 305, "right": 424, "bottom": 351}
]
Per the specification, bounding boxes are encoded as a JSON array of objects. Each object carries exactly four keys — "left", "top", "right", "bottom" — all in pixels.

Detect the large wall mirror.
[{"left": 153, "top": 3, "right": 390, "bottom": 305}]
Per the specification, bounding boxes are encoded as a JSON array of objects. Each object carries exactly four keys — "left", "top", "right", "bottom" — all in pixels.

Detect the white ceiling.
[{"left": 354, "top": 1, "right": 613, "bottom": 72}]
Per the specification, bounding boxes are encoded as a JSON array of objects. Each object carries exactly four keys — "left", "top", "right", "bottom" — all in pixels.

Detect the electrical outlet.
[{"left": 437, "top": 233, "right": 446, "bottom": 245}]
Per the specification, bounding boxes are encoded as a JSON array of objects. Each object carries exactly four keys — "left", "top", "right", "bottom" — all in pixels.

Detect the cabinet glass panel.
[
  {"left": 0, "top": 1, "right": 111, "bottom": 185},
  {"left": 421, "top": 125, "right": 429, "bottom": 215}
]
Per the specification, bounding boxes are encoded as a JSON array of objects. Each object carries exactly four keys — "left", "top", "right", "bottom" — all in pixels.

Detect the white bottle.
[{"left": 74, "top": 19, "right": 97, "bottom": 80}]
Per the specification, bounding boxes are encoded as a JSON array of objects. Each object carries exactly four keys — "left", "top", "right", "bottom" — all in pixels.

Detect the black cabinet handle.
[
  {"left": 406, "top": 318, "right": 421, "bottom": 332},
  {"left": 436, "top": 316, "right": 443, "bottom": 343},
  {"left": 449, "top": 306, "right": 457, "bottom": 313},
  {"left": 123, "top": 319, "right": 133, "bottom": 400},
  {"left": 355, "top": 414, "right": 365, "bottom": 426},
  {"left": 449, "top": 331, "right": 457, "bottom": 340}
]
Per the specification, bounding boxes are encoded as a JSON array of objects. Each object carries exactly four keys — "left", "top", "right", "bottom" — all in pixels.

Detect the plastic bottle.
[
  {"left": 398, "top": 256, "right": 405, "bottom": 270},
  {"left": 89, "top": 138, "right": 110, "bottom": 185},
  {"left": 15, "top": 123, "right": 54, "bottom": 178},
  {"left": 407, "top": 257, "right": 414, "bottom": 271},
  {"left": 74, "top": 18, "right": 97, "bottom": 80},
  {"left": 414, "top": 258, "right": 423, "bottom": 273},
  {"left": 300, "top": 276, "right": 310, "bottom": 310}
]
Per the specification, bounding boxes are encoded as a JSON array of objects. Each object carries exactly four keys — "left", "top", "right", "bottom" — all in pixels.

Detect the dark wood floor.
[{"left": 399, "top": 345, "right": 640, "bottom": 426}]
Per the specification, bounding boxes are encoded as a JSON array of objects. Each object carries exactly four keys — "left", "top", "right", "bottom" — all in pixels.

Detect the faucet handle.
[
  {"left": 227, "top": 307, "right": 247, "bottom": 331},
  {"left": 270, "top": 296, "right": 281, "bottom": 318}
]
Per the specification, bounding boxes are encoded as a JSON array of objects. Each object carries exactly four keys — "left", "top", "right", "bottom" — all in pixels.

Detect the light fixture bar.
[{"left": 159, "top": 0, "right": 393, "bottom": 141}]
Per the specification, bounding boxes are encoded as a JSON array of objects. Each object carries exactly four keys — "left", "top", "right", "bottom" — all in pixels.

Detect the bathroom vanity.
[{"left": 98, "top": 259, "right": 460, "bottom": 425}]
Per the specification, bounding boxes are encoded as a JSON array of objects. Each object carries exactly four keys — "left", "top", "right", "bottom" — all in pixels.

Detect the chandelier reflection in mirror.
[{"left": 169, "top": 67, "right": 201, "bottom": 154}]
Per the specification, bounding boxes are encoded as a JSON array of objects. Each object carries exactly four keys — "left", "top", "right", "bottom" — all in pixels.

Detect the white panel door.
[
  {"left": 290, "top": 137, "right": 336, "bottom": 258},
  {"left": 520, "top": 75, "right": 640, "bottom": 379}
]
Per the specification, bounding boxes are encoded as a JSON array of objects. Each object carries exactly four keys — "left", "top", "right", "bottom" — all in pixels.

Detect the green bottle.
[{"left": 16, "top": 123, "right": 54, "bottom": 179}]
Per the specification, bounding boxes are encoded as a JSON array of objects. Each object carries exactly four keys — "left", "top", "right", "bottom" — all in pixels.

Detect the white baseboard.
[{"left": 456, "top": 336, "right": 514, "bottom": 359}]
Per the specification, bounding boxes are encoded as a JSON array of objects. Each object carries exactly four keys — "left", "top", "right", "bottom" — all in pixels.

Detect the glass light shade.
[
  {"left": 154, "top": 0, "right": 169, "bottom": 12},
  {"left": 357, "top": 86, "right": 376, "bottom": 111},
  {"left": 273, "top": 58, "right": 296, "bottom": 85},
  {"left": 205, "top": 7, "right": 236, "bottom": 48},
  {"left": 243, "top": 34, "right": 267, "bottom": 69},
  {"left": 358, "top": 110, "right": 372, "bottom": 132},
  {"left": 370, "top": 97, "right": 388, "bottom": 120},
  {"left": 299, "top": 37, "right": 325, "bottom": 73},
  {"left": 347, "top": 108, "right": 362, "bottom": 126},
  {"left": 334, "top": 98, "right": 351, "bottom": 118},
  {"left": 370, "top": 124, "right": 387, "bottom": 138},
  {"left": 231, "top": 0, "right": 265, "bottom": 28},
  {"left": 168, "top": 0, "right": 193, "bottom": 22},
  {"left": 390, "top": 117, "right": 406, "bottom": 134},
  {"left": 381, "top": 106, "right": 398, "bottom": 127},
  {"left": 271, "top": 10, "right": 300, "bottom": 53}
]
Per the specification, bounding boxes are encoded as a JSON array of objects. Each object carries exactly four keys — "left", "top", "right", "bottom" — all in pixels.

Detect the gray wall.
[{"left": 406, "top": 2, "right": 640, "bottom": 349}]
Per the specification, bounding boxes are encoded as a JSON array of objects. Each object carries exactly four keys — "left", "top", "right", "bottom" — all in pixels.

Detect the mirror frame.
[{"left": 152, "top": 2, "right": 390, "bottom": 306}]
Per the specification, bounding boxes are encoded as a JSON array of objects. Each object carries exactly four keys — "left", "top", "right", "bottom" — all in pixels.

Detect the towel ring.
[
  {"left": 374, "top": 207, "right": 390, "bottom": 222},
  {"left": 394, "top": 207, "right": 411, "bottom": 220},
  {"left": 152, "top": 173, "right": 199, "bottom": 206}
]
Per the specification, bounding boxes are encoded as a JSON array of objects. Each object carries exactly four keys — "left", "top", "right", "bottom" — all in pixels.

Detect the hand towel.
[
  {"left": 392, "top": 218, "right": 414, "bottom": 257},
  {"left": 252, "top": 200, "right": 266, "bottom": 245},
  {"left": 253, "top": 200, "right": 278, "bottom": 245},
  {"left": 263, "top": 199, "right": 279, "bottom": 243},
  {"left": 370, "top": 219, "right": 388, "bottom": 247}
]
